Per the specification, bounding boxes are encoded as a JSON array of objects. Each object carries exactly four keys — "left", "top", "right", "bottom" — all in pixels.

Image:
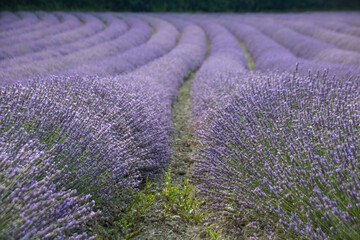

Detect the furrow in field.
[
  {"left": 244, "top": 16, "right": 360, "bottom": 66},
  {"left": 0, "top": 13, "right": 104, "bottom": 60},
  {"left": 277, "top": 18, "right": 360, "bottom": 53},
  {"left": 0, "top": 16, "right": 151, "bottom": 85},
  {"left": 0, "top": 11, "right": 19, "bottom": 26},
  {"left": 0, "top": 13, "right": 128, "bottom": 67},
  {"left": 0, "top": 11, "right": 39, "bottom": 32},
  {"left": 67, "top": 15, "right": 180, "bottom": 76},
  {"left": 0, "top": 12, "right": 61, "bottom": 45}
]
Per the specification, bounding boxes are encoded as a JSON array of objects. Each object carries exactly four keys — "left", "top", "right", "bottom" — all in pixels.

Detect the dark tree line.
[{"left": 1, "top": 0, "right": 359, "bottom": 12}]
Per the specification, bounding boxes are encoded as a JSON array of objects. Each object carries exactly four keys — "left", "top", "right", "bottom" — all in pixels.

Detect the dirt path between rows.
[{"left": 133, "top": 76, "right": 209, "bottom": 240}]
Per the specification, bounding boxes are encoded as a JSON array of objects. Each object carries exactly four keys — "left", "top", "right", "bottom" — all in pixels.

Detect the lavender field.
[{"left": 1, "top": 11, "right": 360, "bottom": 239}]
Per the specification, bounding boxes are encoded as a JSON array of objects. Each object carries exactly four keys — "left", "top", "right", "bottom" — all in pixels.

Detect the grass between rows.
[{"left": 95, "top": 170, "right": 223, "bottom": 240}]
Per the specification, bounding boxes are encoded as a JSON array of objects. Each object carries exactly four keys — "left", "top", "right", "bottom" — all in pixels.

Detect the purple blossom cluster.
[
  {"left": 0, "top": 128, "right": 98, "bottom": 239},
  {"left": 193, "top": 70, "right": 360, "bottom": 239}
]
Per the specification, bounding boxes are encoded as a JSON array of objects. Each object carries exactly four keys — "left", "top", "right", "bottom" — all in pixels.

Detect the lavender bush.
[
  {"left": 193, "top": 70, "right": 360, "bottom": 239},
  {"left": 0, "top": 75, "right": 169, "bottom": 207},
  {"left": 0, "top": 128, "right": 98, "bottom": 239}
]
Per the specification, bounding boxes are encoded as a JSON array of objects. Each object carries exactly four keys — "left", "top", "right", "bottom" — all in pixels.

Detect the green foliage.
[
  {"left": 206, "top": 225, "right": 224, "bottom": 240},
  {"left": 238, "top": 40, "right": 255, "bottom": 70},
  {"left": 161, "top": 170, "right": 208, "bottom": 223},
  {"left": 114, "top": 181, "right": 157, "bottom": 239},
  {"left": 99, "top": 170, "right": 209, "bottom": 239}
]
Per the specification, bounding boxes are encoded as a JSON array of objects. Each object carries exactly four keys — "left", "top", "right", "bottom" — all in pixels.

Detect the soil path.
[{"left": 133, "top": 76, "right": 208, "bottom": 240}]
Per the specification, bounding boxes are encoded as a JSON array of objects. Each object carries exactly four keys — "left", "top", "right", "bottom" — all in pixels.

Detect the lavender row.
[
  {"left": 189, "top": 17, "right": 248, "bottom": 121},
  {"left": 0, "top": 16, "right": 151, "bottom": 85},
  {"left": 0, "top": 14, "right": 128, "bottom": 69},
  {"left": 121, "top": 15, "right": 207, "bottom": 124},
  {"left": 69, "top": 15, "right": 179, "bottom": 76},
  {"left": 0, "top": 128, "right": 99, "bottom": 239},
  {"left": 0, "top": 12, "right": 82, "bottom": 46},
  {"left": 0, "top": 11, "right": 39, "bottom": 32},
  {"left": 193, "top": 70, "right": 360, "bottom": 239},
  {"left": 0, "top": 14, "right": 207, "bottom": 238},
  {"left": 0, "top": 12, "right": 61, "bottom": 46},
  {"left": 218, "top": 16, "right": 358, "bottom": 77},
  {"left": 0, "top": 13, "right": 104, "bottom": 60},
  {"left": 243, "top": 16, "right": 360, "bottom": 66},
  {"left": 0, "top": 11, "right": 19, "bottom": 26},
  {"left": 278, "top": 18, "right": 360, "bottom": 53},
  {"left": 0, "top": 12, "right": 82, "bottom": 59},
  {"left": 315, "top": 19, "right": 360, "bottom": 38},
  {"left": 0, "top": 73, "right": 171, "bottom": 237},
  {"left": 189, "top": 14, "right": 360, "bottom": 239},
  {"left": 290, "top": 13, "right": 360, "bottom": 39},
  {"left": 0, "top": 12, "right": 82, "bottom": 44}
]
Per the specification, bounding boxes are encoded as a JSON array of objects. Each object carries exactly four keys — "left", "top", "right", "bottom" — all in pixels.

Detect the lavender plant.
[
  {"left": 0, "top": 128, "right": 98, "bottom": 239},
  {"left": 0, "top": 75, "right": 169, "bottom": 207},
  {"left": 194, "top": 70, "right": 360, "bottom": 239}
]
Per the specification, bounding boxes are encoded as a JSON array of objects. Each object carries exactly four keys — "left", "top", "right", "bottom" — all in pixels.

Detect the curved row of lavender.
[
  {"left": 0, "top": 16, "right": 153, "bottom": 85},
  {"left": 0, "top": 11, "right": 39, "bottom": 32},
  {"left": 0, "top": 12, "right": 19, "bottom": 27},
  {"left": 189, "top": 18, "right": 248, "bottom": 121},
  {"left": 0, "top": 13, "right": 128, "bottom": 67},
  {"left": 0, "top": 12, "right": 60, "bottom": 45},
  {"left": 68, "top": 14, "right": 180, "bottom": 76},
  {"left": 242, "top": 15, "right": 360, "bottom": 66},
  {"left": 216, "top": 15, "right": 358, "bottom": 77},
  {"left": 1, "top": 12, "right": 360, "bottom": 239},
  {"left": 0, "top": 13, "right": 105, "bottom": 60},
  {"left": 269, "top": 15, "right": 360, "bottom": 53},
  {"left": 187, "top": 14, "right": 360, "bottom": 239},
  {"left": 193, "top": 70, "right": 360, "bottom": 239},
  {"left": 0, "top": 13, "right": 207, "bottom": 238}
]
